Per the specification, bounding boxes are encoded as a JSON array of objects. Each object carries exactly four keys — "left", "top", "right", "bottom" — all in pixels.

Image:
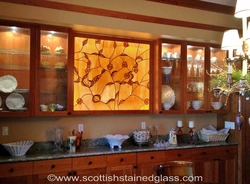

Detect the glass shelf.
[{"left": 0, "top": 48, "right": 30, "bottom": 55}]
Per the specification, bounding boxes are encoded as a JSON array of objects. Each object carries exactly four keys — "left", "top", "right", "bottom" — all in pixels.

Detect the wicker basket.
[{"left": 197, "top": 130, "right": 229, "bottom": 142}]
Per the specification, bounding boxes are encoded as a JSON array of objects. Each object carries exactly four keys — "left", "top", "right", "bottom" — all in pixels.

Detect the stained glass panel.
[{"left": 74, "top": 37, "right": 150, "bottom": 111}]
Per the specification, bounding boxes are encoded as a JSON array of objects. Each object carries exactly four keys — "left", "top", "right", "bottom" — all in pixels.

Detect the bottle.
[{"left": 169, "top": 129, "right": 177, "bottom": 145}]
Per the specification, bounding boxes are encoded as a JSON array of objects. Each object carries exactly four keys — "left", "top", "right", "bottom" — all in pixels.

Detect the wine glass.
[{"left": 193, "top": 64, "right": 198, "bottom": 76}]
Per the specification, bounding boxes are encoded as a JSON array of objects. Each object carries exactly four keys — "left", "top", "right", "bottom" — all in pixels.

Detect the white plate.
[
  {"left": 14, "top": 89, "right": 29, "bottom": 93},
  {"left": 162, "top": 85, "right": 175, "bottom": 104},
  {"left": 0, "top": 75, "right": 18, "bottom": 93},
  {"left": 8, "top": 107, "right": 28, "bottom": 111},
  {"left": 6, "top": 93, "right": 25, "bottom": 109}
]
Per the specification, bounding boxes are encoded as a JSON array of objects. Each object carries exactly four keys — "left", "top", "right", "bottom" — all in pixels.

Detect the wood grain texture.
[
  {"left": 0, "top": 0, "right": 237, "bottom": 32},
  {"left": 146, "top": 0, "right": 235, "bottom": 15}
]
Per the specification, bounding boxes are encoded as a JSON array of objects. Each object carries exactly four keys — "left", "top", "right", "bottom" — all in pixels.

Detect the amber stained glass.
[{"left": 74, "top": 38, "right": 150, "bottom": 111}]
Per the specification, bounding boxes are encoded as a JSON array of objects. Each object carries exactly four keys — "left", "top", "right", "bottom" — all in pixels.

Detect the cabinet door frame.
[
  {"left": 207, "top": 43, "right": 230, "bottom": 114},
  {"left": 154, "top": 38, "right": 185, "bottom": 114},
  {"left": 0, "top": 20, "right": 36, "bottom": 117},
  {"left": 33, "top": 25, "right": 71, "bottom": 116},
  {"left": 71, "top": 32, "right": 154, "bottom": 114}
]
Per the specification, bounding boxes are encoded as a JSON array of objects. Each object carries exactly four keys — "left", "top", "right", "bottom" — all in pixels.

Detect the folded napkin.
[{"left": 201, "top": 125, "right": 229, "bottom": 135}]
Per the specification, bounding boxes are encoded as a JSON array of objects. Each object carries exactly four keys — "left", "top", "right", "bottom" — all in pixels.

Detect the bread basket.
[{"left": 197, "top": 130, "right": 229, "bottom": 142}]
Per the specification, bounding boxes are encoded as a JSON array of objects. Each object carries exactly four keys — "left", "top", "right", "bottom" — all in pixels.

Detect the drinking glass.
[{"left": 54, "top": 127, "right": 64, "bottom": 151}]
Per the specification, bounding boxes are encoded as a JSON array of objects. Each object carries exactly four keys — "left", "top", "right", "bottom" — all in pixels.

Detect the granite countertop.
[{"left": 0, "top": 138, "right": 237, "bottom": 164}]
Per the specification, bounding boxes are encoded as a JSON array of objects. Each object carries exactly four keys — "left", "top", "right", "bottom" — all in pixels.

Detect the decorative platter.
[
  {"left": 6, "top": 93, "right": 25, "bottom": 110},
  {"left": 0, "top": 75, "right": 18, "bottom": 93},
  {"left": 162, "top": 85, "right": 175, "bottom": 104}
]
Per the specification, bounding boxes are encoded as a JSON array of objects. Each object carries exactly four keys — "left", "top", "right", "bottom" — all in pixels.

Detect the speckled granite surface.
[{"left": 0, "top": 134, "right": 237, "bottom": 164}]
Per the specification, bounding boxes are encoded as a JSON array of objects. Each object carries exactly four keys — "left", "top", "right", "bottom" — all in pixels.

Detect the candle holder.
[
  {"left": 176, "top": 126, "right": 183, "bottom": 143},
  {"left": 188, "top": 127, "right": 195, "bottom": 144}
]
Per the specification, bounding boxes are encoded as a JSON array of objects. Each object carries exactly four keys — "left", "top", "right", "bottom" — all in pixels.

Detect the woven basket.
[{"left": 197, "top": 130, "right": 229, "bottom": 142}]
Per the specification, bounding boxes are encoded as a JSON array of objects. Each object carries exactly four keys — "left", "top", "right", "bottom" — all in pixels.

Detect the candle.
[
  {"left": 177, "top": 120, "right": 183, "bottom": 127},
  {"left": 188, "top": 121, "right": 194, "bottom": 128}
]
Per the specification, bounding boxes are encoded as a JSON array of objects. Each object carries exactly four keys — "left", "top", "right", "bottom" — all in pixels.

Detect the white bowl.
[
  {"left": 162, "top": 103, "right": 173, "bottom": 110},
  {"left": 192, "top": 102, "right": 202, "bottom": 110},
  {"left": 3, "top": 140, "right": 33, "bottom": 156},
  {"left": 192, "top": 105, "right": 202, "bottom": 110},
  {"left": 162, "top": 67, "right": 172, "bottom": 74},
  {"left": 192, "top": 100, "right": 203, "bottom": 104},
  {"left": 211, "top": 102, "right": 223, "bottom": 110},
  {"left": 104, "top": 134, "right": 129, "bottom": 149}
]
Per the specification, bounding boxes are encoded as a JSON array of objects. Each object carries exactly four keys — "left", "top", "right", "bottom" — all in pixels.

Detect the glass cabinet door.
[
  {"left": 186, "top": 44, "right": 205, "bottom": 111},
  {"left": 209, "top": 46, "right": 228, "bottom": 111},
  {"left": 0, "top": 25, "right": 31, "bottom": 116},
  {"left": 161, "top": 42, "right": 182, "bottom": 112},
  {"left": 37, "top": 28, "right": 68, "bottom": 115}
]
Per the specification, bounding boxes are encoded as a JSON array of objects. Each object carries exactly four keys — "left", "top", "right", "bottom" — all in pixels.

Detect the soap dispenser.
[{"left": 169, "top": 129, "right": 177, "bottom": 145}]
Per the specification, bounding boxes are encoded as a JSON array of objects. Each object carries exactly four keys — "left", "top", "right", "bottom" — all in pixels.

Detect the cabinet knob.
[
  {"left": 120, "top": 158, "right": 124, "bottom": 162},
  {"left": 213, "top": 157, "right": 220, "bottom": 161},
  {"left": 68, "top": 112, "right": 71, "bottom": 115},
  {"left": 201, "top": 152, "right": 206, "bottom": 155},
  {"left": 73, "top": 171, "right": 77, "bottom": 175},
  {"left": 226, "top": 150, "right": 230, "bottom": 153},
  {"left": 206, "top": 111, "right": 212, "bottom": 113},
  {"left": 51, "top": 164, "right": 55, "bottom": 169},
  {"left": 150, "top": 156, "right": 154, "bottom": 159},
  {"left": 9, "top": 168, "right": 14, "bottom": 173},
  {"left": 88, "top": 161, "right": 92, "bottom": 165},
  {"left": 133, "top": 165, "right": 137, "bottom": 169},
  {"left": 177, "top": 154, "right": 181, "bottom": 157}
]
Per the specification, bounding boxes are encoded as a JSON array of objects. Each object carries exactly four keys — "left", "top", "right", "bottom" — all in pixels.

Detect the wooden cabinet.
[
  {"left": 72, "top": 155, "right": 107, "bottom": 184},
  {"left": 192, "top": 146, "right": 237, "bottom": 184},
  {"left": 136, "top": 151, "right": 165, "bottom": 184},
  {"left": 0, "top": 145, "right": 238, "bottom": 184},
  {"left": 33, "top": 158, "right": 72, "bottom": 184},
  {"left": 0, "top": 21, "right": 72, "bottom": 117},
  {"left": 106, "top": 153, "right": 136, "bottom": 184},
  {"left": 0, "top": 20, "right": 230, "bottom": 116},
  {"left": 154, "top": 39, "right": 229, "bottom": 114},
  {"left": 165, "top": 149, "right": 192, "bottom": 161},
  {"left": 0, "top": 161, "right": 33, "bottom": 184}
]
